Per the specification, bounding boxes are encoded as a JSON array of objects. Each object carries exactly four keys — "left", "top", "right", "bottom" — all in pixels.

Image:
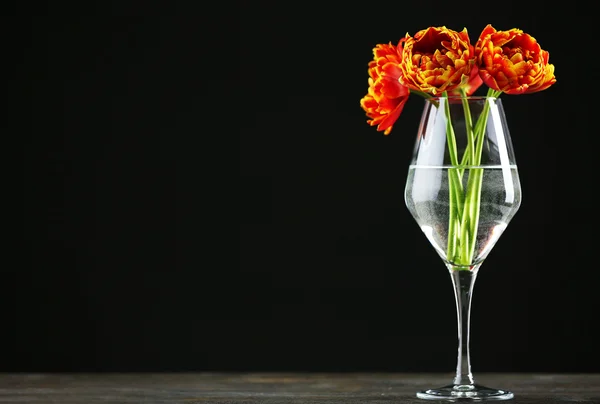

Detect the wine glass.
[{"left": 404, "top": 96, "right": 521, "bottom": 400}]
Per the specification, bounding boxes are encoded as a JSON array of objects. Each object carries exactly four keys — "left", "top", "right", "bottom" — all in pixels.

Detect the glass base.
[{"left": 417, "top": 384, "right": 513, "bottom": 401}]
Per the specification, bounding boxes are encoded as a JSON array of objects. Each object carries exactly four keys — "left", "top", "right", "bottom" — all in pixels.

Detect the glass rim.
[{"left": 425, "top": 95, "right": 499, "bottom": 101}]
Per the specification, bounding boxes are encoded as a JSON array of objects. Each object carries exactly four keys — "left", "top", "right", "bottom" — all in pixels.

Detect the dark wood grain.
[{"left": 0, "top": 373, "right": 598, "bottom": 403}]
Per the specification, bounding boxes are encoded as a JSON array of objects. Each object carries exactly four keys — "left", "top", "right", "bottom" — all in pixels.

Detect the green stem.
[
  {"left": 458, "top": 89, "right": 501, "bottom": 170},
  {"left": 445, "top": 89, "right": 502, "bottom": 265},
  {"left": 460, "top": 88, "right": 475, "bottom": 165},
  {"left": 444, "top": 94, "right": 459, "bottom": 167},
  {"left": 443, "top": 92, "right": 463, "bottom": 261},
  {"left": 454, "top": 89, "right": 475, "bottom": 266},
  {"left": 467, "top": 89, "right": 501, "bottom": 259},
  {"left": 447, "top": 167, "right": 463, "bottom": 261},
  {"left": 457, "top": 88, "right": 502, "bottom": 264},
  {"left": 466, "top": 168, "right": 483, "bottom": 259}
]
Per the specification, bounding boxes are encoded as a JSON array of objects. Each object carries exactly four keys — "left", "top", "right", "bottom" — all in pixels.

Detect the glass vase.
[{"left": 404, "top": 96, "right": 521, "bottom": 400}]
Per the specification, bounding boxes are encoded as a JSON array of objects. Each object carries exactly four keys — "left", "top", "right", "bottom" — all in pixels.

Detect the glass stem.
[{"left": 450, "top": 268, "right": 478, "bottom": 386}]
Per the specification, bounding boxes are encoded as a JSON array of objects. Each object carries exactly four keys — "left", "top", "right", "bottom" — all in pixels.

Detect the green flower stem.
[
  {"left": 444, "top": 100, "right": 459, "bottom": 166},
  {"left": 460, "top": 88, "right": 475, "bottom": 164},
  {"left": 465, "top": 89, "right": 501, "bottom": 260},
  {"left": 443, "top": 92, "right": 463, "bottom": 261},
  {"left": 444, "top": 89, "right": 504, "bottom": 265},
  {"left": 466, "top": 168, "right": 484, "bottom": 261},
  {"left": 448, "top": 167, "right": 464, "bottom": 260},
  {"left": 455, "top": 89, "right": 477, "bottom": 265},
  {"left": 458, "top": 89, "right": 501, "bottom": 170},
  {"left": 455, "top": 88, "right": 502, "bottom": 265}
]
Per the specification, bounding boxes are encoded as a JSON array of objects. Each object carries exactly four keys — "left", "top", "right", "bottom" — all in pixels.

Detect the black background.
[{"left": 18, "top": 2, "right": 599, "bottom": 374}]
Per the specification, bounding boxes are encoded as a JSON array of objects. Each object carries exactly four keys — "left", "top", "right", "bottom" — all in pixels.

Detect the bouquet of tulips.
[
  {"left": 360, "top": 24, "right": 556, "bottom": 135},
  {"left": 360, "top": 25, "right": 556, "bottom": 266}
]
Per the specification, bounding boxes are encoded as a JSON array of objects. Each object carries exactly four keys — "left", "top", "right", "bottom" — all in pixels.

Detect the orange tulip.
[
  {"left": 399, "top": 26, "right": 482, "bottom": 96},
  {"left": 360, "top": 41, "right": 410, "bottom": 135},
  {"left": 475, "top": 24, "right": 556, "bottom": 95}
]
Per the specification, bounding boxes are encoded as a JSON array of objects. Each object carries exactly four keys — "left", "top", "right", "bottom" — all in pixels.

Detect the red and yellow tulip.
[
  {"left": 399, "top": 26, "right": 482, "bottom": 96},
  {"left": 475, "top": 24, "right": 556, "bottom": 95},
  {"left": 360, "top": 41, "right": 410, "bottom": 135}
]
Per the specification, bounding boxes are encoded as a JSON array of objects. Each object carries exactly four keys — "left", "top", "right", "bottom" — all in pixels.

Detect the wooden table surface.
[{"left": 0, "top": 372, "right": 599, "bottom": 403}]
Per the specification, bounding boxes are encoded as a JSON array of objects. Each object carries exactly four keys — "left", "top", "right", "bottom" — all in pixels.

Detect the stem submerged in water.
[
  {"left": 444, "top": 93, "right": 463, "bottom": 262},
  {"left": 445, "top": 89, "right": 502, "bottom": 267}
]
